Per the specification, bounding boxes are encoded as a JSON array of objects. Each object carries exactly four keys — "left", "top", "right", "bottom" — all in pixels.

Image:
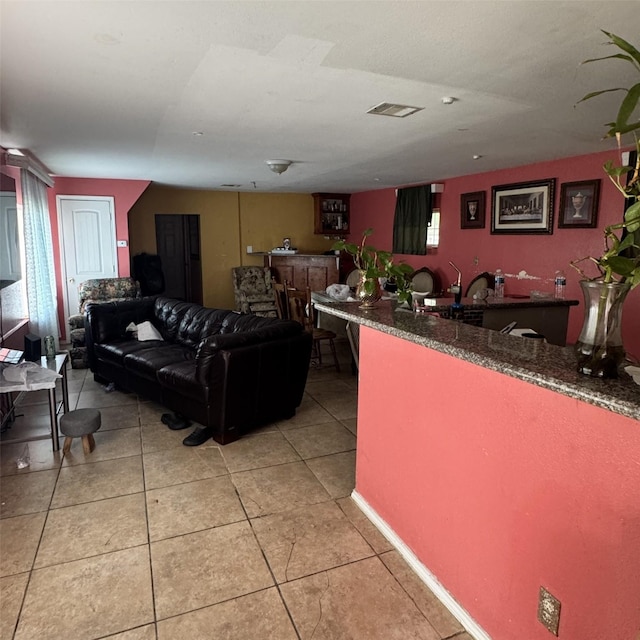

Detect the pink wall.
[
  {"left": 350, "top": 149, "right": 639, "bottom": 359},
  {"left": 357, "top": 327, "right": 640, "bottom": 640},
  {"left": 46, "top": 177, "right": 150, "bottom": 338}
]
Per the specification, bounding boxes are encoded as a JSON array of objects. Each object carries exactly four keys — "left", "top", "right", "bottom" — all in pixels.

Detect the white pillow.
[{"left": 136, "top": 321, "right": 163, "bottom": 341}]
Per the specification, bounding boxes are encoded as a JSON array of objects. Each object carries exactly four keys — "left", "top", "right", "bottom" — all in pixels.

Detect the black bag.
[{"left": 132, "top": 253, "right": 165, "bottom": 296}]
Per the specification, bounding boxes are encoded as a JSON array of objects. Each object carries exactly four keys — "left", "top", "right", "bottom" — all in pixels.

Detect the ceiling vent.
[{"left": 367, "top": 102, "right": 424, "bottom": 118}]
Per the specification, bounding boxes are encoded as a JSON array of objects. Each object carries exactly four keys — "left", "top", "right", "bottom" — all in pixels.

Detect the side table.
[
  {"left": 0, "top": 351, "right": 70, "bottom": 452},
  {"left": 42, "top": 352, "right": 70, "bottom": 451}
]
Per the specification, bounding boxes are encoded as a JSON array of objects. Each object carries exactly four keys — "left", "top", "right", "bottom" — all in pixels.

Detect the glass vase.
[
  {"left": 574, "top": 280, "right": 631, "bottom": 378},
  {"left": 355, "top": 270, "right": 382, "bottom": 309}
]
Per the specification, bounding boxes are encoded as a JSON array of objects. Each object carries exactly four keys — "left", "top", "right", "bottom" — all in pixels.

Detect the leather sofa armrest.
[
  {"left": 198, "top": 322, "right": 303, "bottom": 355},
  {"left": 85, "top": 298, "right": 158, "bottom": 369},
  {"left": 195, "top": 322, "right": 303, "bottom": 382}
]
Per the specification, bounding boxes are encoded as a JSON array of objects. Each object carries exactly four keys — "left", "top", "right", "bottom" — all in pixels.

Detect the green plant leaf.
[
  {"left": 625, "top": 200, "right": 640, "bottom": 230},
  {"left": 615, "top": 83, "right": 640, "bottom": 129},
  {"left": 610, "top": 121, "right": 640, "bottom": 136},
  {"left": 577, "top": 88, "right": 626, "bottom": 105},
  {"left": 617, "top": 233, "right": 637, "bottom": 252},
  {"left": 603, "top": 160, "right": 632, "bottom": 177},
  {"left": 581, "top": 53, "right": 635, "bottom": 66},
  {"left": 606, "top": 255, "right": 638, "bottom": 277},
  {"left": 603, "top": 31, "right": 640, "bottom": 68}
]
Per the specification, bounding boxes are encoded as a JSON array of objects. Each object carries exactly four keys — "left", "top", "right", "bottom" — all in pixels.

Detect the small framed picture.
[
  {"left": 460, "top": 191, "right": 485, "bottom": 229},
  {"left": 558, "top": 179, "right": 601, "bottom": 228},
  {"left": 491, "top": 179, "right": 555, "bottom": 235}
]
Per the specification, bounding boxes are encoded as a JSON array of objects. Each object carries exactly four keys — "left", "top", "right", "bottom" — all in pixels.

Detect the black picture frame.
[
  {"left": 558, "top": 179, "right": 601, "bottom": 228},
  {"left": 460, "top": 191, "right": 485, "bottom": 229},
  {"left": 491, "top": 179, "right": 555, "bottom": 235}
]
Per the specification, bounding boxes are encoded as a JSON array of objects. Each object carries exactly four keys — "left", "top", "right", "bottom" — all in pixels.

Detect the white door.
[{"left": 58, "top": 196, "right": 117, "bottom": 320}]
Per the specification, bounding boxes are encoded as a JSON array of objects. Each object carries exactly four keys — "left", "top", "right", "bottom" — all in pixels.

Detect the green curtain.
[{"left": 392, "top": 185, "right": 432, "bottom": 255}]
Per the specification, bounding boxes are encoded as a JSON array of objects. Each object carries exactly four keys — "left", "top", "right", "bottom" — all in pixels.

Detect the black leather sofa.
[{"left": 84, "top": 296, "right": 312, "bottom": 444}]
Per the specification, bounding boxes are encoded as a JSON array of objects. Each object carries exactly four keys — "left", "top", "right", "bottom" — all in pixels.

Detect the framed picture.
[
  {"left": 460, "top": 191, "right": 485, "bottom": 229},
  {"left": 491, "top": 179, "right": 555, "bottom": 235},
  {"left": 558, "top": 179, "right": 601, "bottom": 228}
]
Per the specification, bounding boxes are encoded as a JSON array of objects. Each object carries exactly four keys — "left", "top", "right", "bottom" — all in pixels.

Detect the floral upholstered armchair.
[
  {"left": 68, "top": 277, "right": 141, "bottom": 368},
  {"left": 231, "top": 266, "right": 277, "bottom": 317}
]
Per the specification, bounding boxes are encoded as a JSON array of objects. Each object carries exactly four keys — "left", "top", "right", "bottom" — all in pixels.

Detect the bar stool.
[{"left": 60, "top": 408, "right": 101, "bottom": 454}]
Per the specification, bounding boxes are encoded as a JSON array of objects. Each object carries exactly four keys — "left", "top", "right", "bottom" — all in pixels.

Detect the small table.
[
  {"left": 0, "top": 352, "right": 70, "bottom": 451},
  {"left": 42, "top": 353, "right": 70, "bottom": 451}
]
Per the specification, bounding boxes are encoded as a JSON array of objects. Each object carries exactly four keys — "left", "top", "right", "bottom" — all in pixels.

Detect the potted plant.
[
  {"left": 571, "top": 30, "right": 640, "bottom": 377},
  {"left": 333, "top": 228, "right": 414, "bottom": 308}
]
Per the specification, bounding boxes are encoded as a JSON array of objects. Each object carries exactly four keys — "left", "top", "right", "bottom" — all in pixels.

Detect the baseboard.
[{"left": 351, "top": 490, "right": 492, "bottom": 640}]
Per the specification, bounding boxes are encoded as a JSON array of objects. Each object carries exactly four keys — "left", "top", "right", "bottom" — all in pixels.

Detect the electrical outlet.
[{"left": 538, "top": 586, "right": 561, "bottom": 636}]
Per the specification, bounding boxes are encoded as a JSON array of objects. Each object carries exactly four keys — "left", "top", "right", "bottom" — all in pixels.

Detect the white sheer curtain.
[{"left": 21, "top": 169, "right": 59, "bottom": 346}]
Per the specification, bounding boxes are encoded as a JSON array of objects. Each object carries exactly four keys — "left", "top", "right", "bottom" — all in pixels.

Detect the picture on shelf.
[
  {"left": 558, "top": 179, "right": 601, "bottom": 228},
  {"left": 460, "top": 191, "right": 485, "bottom": 229},
  {"left": 491, "top": 179, "right": 555, "bottom": 235}
]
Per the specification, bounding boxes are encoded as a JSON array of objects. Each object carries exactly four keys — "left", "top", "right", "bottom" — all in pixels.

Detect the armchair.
[
  {"left": 231, "top": 266, "right": 277, "bottom": 317},
  {"left": 67, "top": 277, "right": 141, "bottom": 368}
]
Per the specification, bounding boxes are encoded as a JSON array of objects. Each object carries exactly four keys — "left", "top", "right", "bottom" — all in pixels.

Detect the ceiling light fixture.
[
  {"left": 265, "top": 159, "right": 292, "bottom": 174},
  {"left": 441, "top": 97, "right": 456, "bottom": 104},
  {"left": 367, "top": 102, "right": 424, "bottom": 118},
  {"left": 472, "top": 154, "right": 483, "bottom": 160}
]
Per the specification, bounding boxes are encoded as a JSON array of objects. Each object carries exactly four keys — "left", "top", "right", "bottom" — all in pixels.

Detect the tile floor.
[{"left": 0, "top": 341, "right": 472, "bottom": 640}]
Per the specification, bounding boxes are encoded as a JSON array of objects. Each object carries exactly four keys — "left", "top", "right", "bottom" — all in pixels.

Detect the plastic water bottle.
[
  {"left": 494, "top": 269, "right": 505, "bottom": 298},
  {"left": 554, "top": 270, "right": 566, "bottom": 299}
]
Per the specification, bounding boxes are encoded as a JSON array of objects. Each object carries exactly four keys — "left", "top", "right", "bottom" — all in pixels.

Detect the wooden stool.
[{"left": 60, "top": 408, "right": 101, "bottom": 454}]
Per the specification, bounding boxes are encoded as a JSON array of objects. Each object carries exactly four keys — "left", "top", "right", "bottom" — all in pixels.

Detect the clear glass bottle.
[
  {"left": 494, "top": 269, "right": 505, "bottom": 298},
  {"left": 554, "top": 270, "right": 566, "bottom": 299},
  {"left": 44, "top": 335, "right": 56, "bottom": 359}
]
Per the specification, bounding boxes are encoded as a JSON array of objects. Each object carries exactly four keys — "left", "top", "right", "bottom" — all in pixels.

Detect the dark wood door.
[{"left": 155, "top": 214, "right": 202, "bottom": 304}]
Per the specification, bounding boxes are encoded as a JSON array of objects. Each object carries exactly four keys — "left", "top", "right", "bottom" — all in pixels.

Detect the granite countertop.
[
  {"left": 313, "top": 292, "right": 578, "bottom": 311},
  {"left": 315, "top": 299, "right": 640, "bottom": 422},
  {"left": 255, "top": 252, "right": 340, "bottom": 257}
]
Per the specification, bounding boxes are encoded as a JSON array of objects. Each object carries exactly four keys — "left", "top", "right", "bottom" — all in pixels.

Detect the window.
[{"left": 426, "top": 209, "right": 440, "bottom": 248}]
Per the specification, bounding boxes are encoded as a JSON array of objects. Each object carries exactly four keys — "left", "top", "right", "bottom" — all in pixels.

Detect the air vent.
[
  {"left": 367, "top": 102, "right": 424, "bottom": 118},
  {"left": 220, "top": 184, "right": 242, "bottom": 188}
]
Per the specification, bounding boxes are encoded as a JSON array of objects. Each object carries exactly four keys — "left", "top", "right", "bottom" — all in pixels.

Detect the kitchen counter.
[
  {"left": 314, "top": 299, "right": 639, "bottom": 421},
  {"left": 314, "top": 293, "right": 579, "bottom": 346}
]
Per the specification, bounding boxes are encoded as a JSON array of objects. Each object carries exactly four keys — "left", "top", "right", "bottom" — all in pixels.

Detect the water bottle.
[
  {"left": 554, "top": 270, "right": 566, "bottom": 299},
  {"left": 494, "top": 269, "right": 505, "bottom": 299}
]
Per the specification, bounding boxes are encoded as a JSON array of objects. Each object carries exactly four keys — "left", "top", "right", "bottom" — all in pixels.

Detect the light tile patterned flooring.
[{"left": 0, "top": 341, "right": 472, "bottom": 640}]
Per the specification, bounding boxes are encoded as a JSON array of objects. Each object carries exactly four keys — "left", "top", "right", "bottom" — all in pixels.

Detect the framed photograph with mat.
[
  {"left": 460, "top": 191, "right": 485, "bottom": 229},
  {"left": 491, "top": 178, "right": 555, "bottom": 235},
  {"left": 558, "top": 179, "right": 601, "bottom": 228}
]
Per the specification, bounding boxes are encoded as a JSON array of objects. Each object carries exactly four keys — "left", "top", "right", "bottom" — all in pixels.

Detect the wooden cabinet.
[
  {"left": 313, "top": 193, "right": 350, "bottom": 236},
  {"left": 266, "top": 254, "right": 340, "bottom": 292}
]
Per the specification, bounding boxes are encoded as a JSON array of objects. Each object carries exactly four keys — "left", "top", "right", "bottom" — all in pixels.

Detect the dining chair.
[
  {"left": 272, "top": 281, "right": 289, "bottom": 320},
  {"left": 465, "top": 271, "right": 495, "bottom": 298},
  {"left": 284, "top": 283, "right": 340, "bottom": 372},
  {"left": 410, "top": 266, "right": 439, "bottom": 295},
  {"left": 345, "top": 269, "right": 360, "bottom": 289}
]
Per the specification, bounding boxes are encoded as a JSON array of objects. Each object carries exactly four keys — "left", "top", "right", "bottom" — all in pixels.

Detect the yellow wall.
[{"left": 128, "top": 186, "right": 336, "bottom": 309}]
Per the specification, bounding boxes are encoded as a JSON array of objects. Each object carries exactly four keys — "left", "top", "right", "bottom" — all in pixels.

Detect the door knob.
[{"left": 68, "top": 278, "right": 75, "bottom": 283}]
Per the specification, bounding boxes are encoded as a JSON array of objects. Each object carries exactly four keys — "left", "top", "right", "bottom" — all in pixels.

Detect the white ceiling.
[{"left": 1, "top": 1, "right": 638, "bottom": 194}]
